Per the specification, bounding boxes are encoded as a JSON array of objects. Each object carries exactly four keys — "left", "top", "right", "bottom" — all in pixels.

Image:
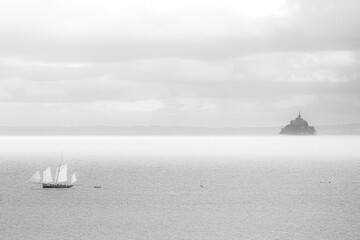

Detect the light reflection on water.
[
  {"left": 1, "top": 135, "right": 359, "bottom": 160},
  {"left": 1, "top": 136, "right": 360, "bottom": 240}
]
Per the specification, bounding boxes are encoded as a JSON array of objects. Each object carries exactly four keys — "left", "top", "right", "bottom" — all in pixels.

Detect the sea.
[{"left": 1, "top": 136, "right": 360, "bottom": 240}]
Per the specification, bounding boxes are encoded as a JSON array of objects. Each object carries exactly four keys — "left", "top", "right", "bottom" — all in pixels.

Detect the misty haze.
[{"left": 1, "top": 0, "right": 360, "bottom": 240}]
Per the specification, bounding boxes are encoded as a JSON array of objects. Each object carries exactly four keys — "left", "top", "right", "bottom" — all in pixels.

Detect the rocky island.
[{"left": 280, "top": 112, "right": 316, "bottom": 135}]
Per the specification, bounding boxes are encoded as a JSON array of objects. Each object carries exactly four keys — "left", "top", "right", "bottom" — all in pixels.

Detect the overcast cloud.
[{"left": 0, "top": 0, "right": 359, "bottom": 127}]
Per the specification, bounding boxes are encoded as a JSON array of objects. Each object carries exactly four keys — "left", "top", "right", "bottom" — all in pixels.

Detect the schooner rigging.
[{"left": 30, "top": 164, "right": 77, "bottom": 188}]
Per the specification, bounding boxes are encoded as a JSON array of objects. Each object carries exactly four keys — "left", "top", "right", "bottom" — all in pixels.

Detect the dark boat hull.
[{"left": 42, "top": 183, "right": 73, "bottom": 188}]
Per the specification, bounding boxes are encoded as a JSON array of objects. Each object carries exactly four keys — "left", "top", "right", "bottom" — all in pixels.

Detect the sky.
[{"left": 0, "top": 0, "right": 359, "bottom": 127}]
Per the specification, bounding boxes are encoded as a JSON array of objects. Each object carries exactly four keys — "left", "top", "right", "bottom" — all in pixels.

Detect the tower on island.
[{"left": 280, "top": 111, "right": 316, "bottom": 135}]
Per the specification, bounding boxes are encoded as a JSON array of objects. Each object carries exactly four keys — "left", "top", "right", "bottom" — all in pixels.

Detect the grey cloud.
[
  {"left": 0, "top": 0, "right": 359, "bottom": 62},
  {"left": 1, "top": 76, "right": 359, "bottom": 105},
  {"left": 1, "top": 51, "right": 359, "bottom": 82},
  {"left": 0, "top": 50, "right": 359, "bottom": 105},
  {"left": 0, "top": 0, "right": 359, "bottom": 126}
]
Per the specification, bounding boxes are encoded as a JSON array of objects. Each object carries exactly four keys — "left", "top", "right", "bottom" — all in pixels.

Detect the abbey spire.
[{"left": 280, "top": 112, "right": 316, "bottom": 135}]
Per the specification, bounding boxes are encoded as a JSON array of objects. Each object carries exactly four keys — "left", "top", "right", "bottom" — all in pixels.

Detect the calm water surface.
[{"left": 1, "top": 136, "right": 360, "bottom": 240}]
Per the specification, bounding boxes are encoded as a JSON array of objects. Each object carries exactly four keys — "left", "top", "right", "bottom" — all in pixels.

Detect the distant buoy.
[
  {"left": 320, "top": 180, "right": 331, "bottom": 184},
  {"left": 200, "top": 185, "right": 204, "bottom": 188}
]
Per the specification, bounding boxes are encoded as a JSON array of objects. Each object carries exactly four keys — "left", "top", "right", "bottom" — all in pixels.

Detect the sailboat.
[{"left": 30, "top": 164, "right": 77, "bottom": 188}]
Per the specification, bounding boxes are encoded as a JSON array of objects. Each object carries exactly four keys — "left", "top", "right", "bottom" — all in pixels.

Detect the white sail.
[
  {"left": 71, "top": 173, "right": 77, "bottom": 184},
  {"left": 42, "top": 167, "right": 53, "bottom": 184},
  {"left": 54, "top": 166, "right": 60, "bottom": 183},
  {"left": 30, "top": 170, "right": 41, "bottom": 183},
  {"left": 57, "top": 164, "right": 68, "bottom": 183}
]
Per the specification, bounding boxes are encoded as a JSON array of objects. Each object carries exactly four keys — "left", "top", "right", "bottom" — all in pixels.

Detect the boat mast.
[
  {"left": 55, "top": 164, "right": 61, "bottom": 184},
  {"left": 55, "top": 151, "right": 64, "bottom": 184},
  {"left": 43, "top": 167, "right": 45, "bottom": 183}
]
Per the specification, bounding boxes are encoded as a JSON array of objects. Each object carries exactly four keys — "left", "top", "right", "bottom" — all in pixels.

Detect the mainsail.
[
  {"left": 54, "top": 166, "right": 60, "bottom": 183},
  {"left": 42, "top": 167, "right": 53, "bottom": 184},
  {"left": 30, "top": 170, "right": 41, "bottom": 183},
  {"left": 56, "top": 164, "right": 68, "bottom": 183},
  {"left": 31, "top": 164, "right": 76, "bottom": 188},
  {"left": 71, "top": 173, "right": 77, "bottom": 184}
]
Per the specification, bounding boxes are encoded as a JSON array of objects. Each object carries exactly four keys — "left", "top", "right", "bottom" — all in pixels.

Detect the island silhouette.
[{"left": 280, "top": 112, "right": 316, "bottom": 135}]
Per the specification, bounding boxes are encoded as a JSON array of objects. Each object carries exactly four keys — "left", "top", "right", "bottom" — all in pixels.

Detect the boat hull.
[{"left": 42, "top": 183, "right": 73, "bottom": 188}]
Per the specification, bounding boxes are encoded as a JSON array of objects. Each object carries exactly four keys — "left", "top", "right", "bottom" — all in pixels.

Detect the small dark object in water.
[
  {"left": 94, "top": 185, "right": 102, "bottom": 188},
  {"left": 200, "top": 185, "right": 204, "bottom": 188},
  {"left": 320, "top": 180, "right": 331, "bottom": 184}
]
